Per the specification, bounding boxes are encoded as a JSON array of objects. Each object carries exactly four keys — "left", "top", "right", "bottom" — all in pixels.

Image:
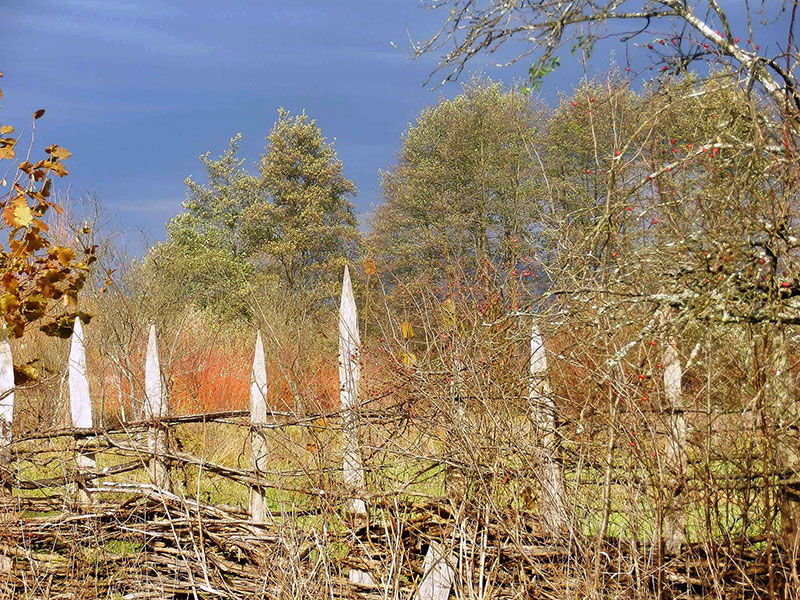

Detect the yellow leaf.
[
  {"left": 400, "top": 351, "right": 417, "bottom": 366},
  {"left": 0, "top": 146, "right": 15, "bottom": 160},
  {"left": 0, "top": 293, "right": 19, "bottom": 314},
  {"left": 4, "top": 196, "right": 32, "bottom": 228},
  {"left": 442, "top": 298, "right": 457, "bottom": 328},
  {"left": 0, "top": 125, "right": 13, "bottom": 134},
  {"left": 42, "top": 160, "right": 68, "bottom": 177},
  {"left": 55, "top": 246, "right": 74, "bottom": 266},
  {"left": 363, "top": 259, "right": 377, "bottom": 276},
  {"left": 46, "top": 145, "right": 71, "bottom": 160},
  {"left": 400, "top": 320, "right": 415, "bottom": 339},
  {"left": 52, "top": 147, "right": 71, "bottom": 160}
]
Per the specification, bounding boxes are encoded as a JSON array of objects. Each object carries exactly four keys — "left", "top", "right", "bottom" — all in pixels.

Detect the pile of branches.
[{"left": 0, "top": 489, "right": 793, "bottom": 599}]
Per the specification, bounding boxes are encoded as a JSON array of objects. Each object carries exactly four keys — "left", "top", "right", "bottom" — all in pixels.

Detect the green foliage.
[
  {"left": 142, "top": 110, "right": 361, "bottom": 320},
  {"left": 243, "top": 109, "right": 360, "bottom": 291},
  {"left": 370, "top": 78, "right": 538, "bottom": 290}
]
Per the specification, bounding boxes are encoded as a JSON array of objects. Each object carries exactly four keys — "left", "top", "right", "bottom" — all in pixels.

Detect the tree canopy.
[{"left": 141, "top": 109, "right": 360, "bottom": 320}]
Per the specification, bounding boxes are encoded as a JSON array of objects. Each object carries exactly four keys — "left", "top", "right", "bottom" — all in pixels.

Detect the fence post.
[
  {"left": 529, "top": 324, "right": 569, "bottom": 535},
  {"left": 0, "top": 327, "right": 12, "bottom": 495},
  {"left": 338, "top": 265, "right": 366, "bottom": 515},
  {"left": 414, "top": 542, "right": 455, "bottom": 600},
  {"left": 250, "top": 331, "right": 269, "bottom": 523},
  {"left": 69, "top": 317, "right": 95, "bottom": 504},
  {"left": 339, "top": 266, "right": 376, "bottom": 586},
  {"left": 0, "top": 328, "right": 13, "bottom": 571},
  {"left": 144, "top": 325, "right": 171, "bottom": 491},
  {"left": 663, "top": 340, "right": 686, "bottom": 553}
]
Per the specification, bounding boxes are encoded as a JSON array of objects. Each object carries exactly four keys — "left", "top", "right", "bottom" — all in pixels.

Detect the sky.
[{"left": 1, "top": 1, "right": 791, "bottom": 256}]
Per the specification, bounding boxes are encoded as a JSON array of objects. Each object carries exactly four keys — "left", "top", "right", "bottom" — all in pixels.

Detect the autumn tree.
[
  {"left": 141, "top": 135, "right": 258, "bottom": 319},
  {"left": 0, "top": 77, "right": 95, "bottom": 352},
  {"left": 242, "top": 109, "right": 360, "bottom": 291},
  {"left": 147, "top": 110, "right": 360, "bottom": 319},
  {"left": 370, "top": 78, "right": 539, "bottom": 291}
]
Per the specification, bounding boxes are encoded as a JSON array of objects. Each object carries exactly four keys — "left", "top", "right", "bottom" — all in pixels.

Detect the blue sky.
[{"left": 1, "top": 1, "right": 789, "bottom": 255}]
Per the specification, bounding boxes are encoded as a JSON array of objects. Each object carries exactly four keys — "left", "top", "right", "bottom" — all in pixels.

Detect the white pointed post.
[
  {"left": 529, "top": 324, "right": 569, "bottom": 535},
  {"left": 0, "top": 327, "right": 13, "bottom": 495},
  {"left": 414, "top": 542, "right": 455, "bottom": 600},
  {"left": 250, "top": 331, "right": 269, "bottom": 523},
  {"left": 0, "top": 328, "right": 13, "bottom": 571},
  {"left": 663, "top": 341, "right": 686, "bottom": 553},
  {"left": 69, "top": 318, "right": 95, "bottom": 503},
  {"left": 144, "top": 325, "right": 170, "bottom": 491},
  {"left": 339, "top": 265, "right": 367, "bottom": 516}
]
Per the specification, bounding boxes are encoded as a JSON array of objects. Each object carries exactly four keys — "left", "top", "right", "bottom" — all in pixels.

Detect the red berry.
[
  {"left": 615, "top": 150, "right": 621, "bottom": 156},
  {"left": 756, "top": 45, "right": 760, "bottom": 50},
  {"left": 735, "top": 37, "right": 740, "bottom": 43},
  {"left": 590, "top": 97, "right": 595, "bottom": 103},
  {"left": 781, "top": 282, "right": 791, "bottom": 288},
  {"left": 670, "top": 139, "right": 676, "bottom": 144},
  {"left": 625, "top": 67, "right": 631, "bottom": 72},
  {"left": 571, "top": 101, "right": 578, "bottom": 107}
]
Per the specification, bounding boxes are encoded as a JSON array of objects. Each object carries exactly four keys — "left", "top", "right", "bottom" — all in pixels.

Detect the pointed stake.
[
  {"left": 0, "top": 327, "right": 13, "bottom": 449},
  {"left": 69, "top": 318, "right": 92, "bottom": 429},
  {"left": 250, "top": 331, "right": 269, "bottom": 523},
  {"left": 529, "top": 324, "right": 568, "bottom": 535},
  {"left": 144, "top": 325, "right": 164, "bottom": 419},
  {"left": 663, "top": 341, "right": 686, "bottom": 553},
  {"left": 144, "top": 325, "right": 170, "bottom": 491},
  {"left": 414, "top": 542, "right": 455, "bottom": 600},
  {"left": 69, "top": 318, "right": 95, "bottom": 503},
  {"left": 0, "top": 332, "right": 10, "bottom": 573},
  {"left": 338, "top": 265, "right": 366, "bottom": 515}
]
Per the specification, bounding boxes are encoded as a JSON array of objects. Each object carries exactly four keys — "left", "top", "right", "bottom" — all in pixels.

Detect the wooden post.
[
  {"left": 529, "top": 324, "right": 569, "bottom": 535},
  {"left": 339, "top": 266, "right": 375, "bottom": 586},
  {"left": 339, "top": 265, "right": 366, "bottom": 515},
  {"left": 414, "top": 542, "right": 455, "bottom": 600},
  {"left": 144, "top": 325, "right": 171, "bottom": 491},
  {"left": 250, "top": 331, "right": 269, "bottom": 523},
  {"left": 0, "top": 327, "right": 12, "bottom": 493},
  {"left": 662, "top": 340, "right": 686, "bottom": 554},
  {"left": 768, "top": 327, "right": 800, "bottom": 549},
  {"left": 0, "top": 328, "right": 13, "bottom": 571},
  {"left": 68, "top": 317, "right": 95, "bottom": 503}
]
